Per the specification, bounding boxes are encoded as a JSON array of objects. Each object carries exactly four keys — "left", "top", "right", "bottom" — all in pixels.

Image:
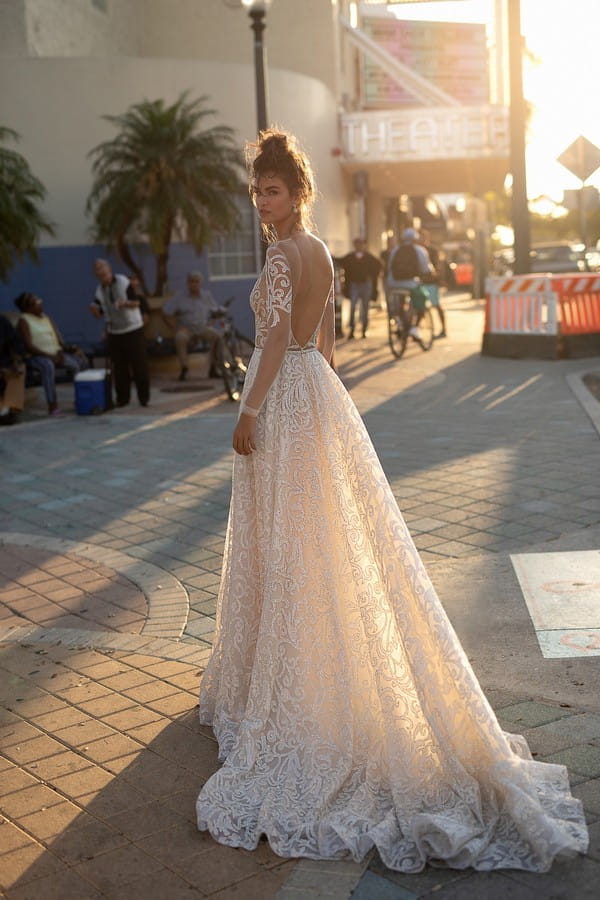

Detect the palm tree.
[
  {"left": 87, "top": 93, "right": 246, "bottom": 296},
  {"left": 0, "top": 127, "right": 56, "bottom": 282}
]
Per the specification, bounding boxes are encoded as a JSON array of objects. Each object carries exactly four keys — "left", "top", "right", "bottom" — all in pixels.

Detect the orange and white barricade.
[{"left": 482, "top": 273, "right": 600, "bottom": 359}]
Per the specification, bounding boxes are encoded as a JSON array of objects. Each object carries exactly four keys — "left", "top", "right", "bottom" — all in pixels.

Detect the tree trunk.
[
  {"left": 117, "top": 236, "right": 149, "bottom": 295},
  {"left": 154, "top": 218, "right": 173, "bottom": 296},
  {"left": 155, "top": 251, "right": 170, "bottom": 297}
]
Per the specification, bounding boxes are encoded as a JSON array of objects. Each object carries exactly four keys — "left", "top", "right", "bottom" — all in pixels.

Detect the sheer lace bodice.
[
  {"left": 197, "top": 236, "right": 588, "bottom": 873},
  {"left": 241, "top": 237, "right": 335, "bottom": 415},
  {"left": 250, "top": 253, "right": 327, "bottom": 351}
]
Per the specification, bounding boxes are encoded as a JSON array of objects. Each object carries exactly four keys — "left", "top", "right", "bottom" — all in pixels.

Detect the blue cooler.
[{"left": 74, "top": 369, "right": 108, "bottom": 415}]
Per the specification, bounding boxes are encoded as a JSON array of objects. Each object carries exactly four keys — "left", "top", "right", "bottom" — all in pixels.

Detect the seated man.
[
  {"left": 0, "top": 314, "right": 25, "bottom": 425},
  {"left": 15, "top": 292, "right": 88, "bottom": 415},
  {"left": 161, "top": 271, "right": 220, "bottom": 380}
]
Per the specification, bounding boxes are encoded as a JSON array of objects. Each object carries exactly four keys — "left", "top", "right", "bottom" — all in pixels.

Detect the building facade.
[{"left": 0, "top": 0, "right": 510, "bottom": 339}]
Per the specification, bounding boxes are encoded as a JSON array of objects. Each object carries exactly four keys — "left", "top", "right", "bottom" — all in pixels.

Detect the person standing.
[
  {"left": 90, "top": 259, "right": 150, "bottom": 408},
  {"left": 161, "top": 271, "right": 220, "bottom": 380},
  {"left": 340, "top": 238, "right": 381, "bottom": 339},
  {"left": 195, "top": 128, "right": 587, "bottom": 873},
  {"left": 420, "top": 228, "right": 447, "bottom": 339}
]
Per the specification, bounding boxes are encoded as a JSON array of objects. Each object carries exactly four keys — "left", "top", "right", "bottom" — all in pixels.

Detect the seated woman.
[
  {"left": 15, "top": 292, "right": 88, "bottom": 415},
  {"left": 0, "top": 314, "right": 25, "bottom": 426}
]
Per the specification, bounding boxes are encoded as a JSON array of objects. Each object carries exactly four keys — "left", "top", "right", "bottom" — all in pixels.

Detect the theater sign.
[
  {"left": 340, "top": 105, "right": 510, "bottom": 194},
  {"left": 338, "top": 13, "right": 510, "bottom": 195}
]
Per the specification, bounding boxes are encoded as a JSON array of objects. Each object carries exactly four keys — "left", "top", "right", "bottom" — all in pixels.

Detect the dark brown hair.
[{"left": 247, "top": 129, "right": 315, "bottom": 239}]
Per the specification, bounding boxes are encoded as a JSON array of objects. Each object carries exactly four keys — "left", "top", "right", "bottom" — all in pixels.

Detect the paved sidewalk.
[{"left": 1, "top": 293, "right": 599, "bottom": 898}]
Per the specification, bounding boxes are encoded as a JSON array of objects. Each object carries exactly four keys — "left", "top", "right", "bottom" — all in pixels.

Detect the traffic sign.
[{"left": 558, "top": 135, "right": 600, "bottom": 183}]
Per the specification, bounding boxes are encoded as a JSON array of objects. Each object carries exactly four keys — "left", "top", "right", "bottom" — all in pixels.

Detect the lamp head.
[{"left": 241, "top": 0, "right": 272, "bottom": 10}]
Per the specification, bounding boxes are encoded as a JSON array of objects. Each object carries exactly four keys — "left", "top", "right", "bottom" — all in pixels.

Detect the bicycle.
[
  {"left": 209, "top": 298, "right": 255, "bottom": 402},
  {"left": 386, "top": 285, "right": 434, "bottom": 359}
]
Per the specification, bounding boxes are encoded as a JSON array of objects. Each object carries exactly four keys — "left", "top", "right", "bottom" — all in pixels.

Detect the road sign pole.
[{"left": 578, "top": 184, "right": 588, "bottom": 249}]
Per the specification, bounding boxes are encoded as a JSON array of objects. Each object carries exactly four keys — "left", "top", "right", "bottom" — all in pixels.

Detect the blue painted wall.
[{"left": 0, "top": 243, "right": 257, "bottom": 346}]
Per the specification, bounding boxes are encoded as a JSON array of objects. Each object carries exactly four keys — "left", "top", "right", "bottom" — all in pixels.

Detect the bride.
[{"left": 196, "top": 129, "right": 588, "bottom": 873}]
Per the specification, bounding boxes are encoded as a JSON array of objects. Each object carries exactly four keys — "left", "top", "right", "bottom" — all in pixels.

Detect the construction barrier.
[{"left": 482, "top": 273, "right": 600, "bottom": 359}]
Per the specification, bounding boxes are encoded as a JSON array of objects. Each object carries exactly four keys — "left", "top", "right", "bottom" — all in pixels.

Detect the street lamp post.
[{"left": 242, "top": 0, "right": 272, "bottom": 135}]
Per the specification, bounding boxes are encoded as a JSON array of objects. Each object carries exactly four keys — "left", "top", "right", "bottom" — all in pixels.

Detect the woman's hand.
[{"left": 233, "top": 413, "right": 257, "bottom": 456}]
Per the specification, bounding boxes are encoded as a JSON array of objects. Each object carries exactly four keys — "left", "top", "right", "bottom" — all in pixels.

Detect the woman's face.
[
  {"left": 25, "top": 294, "right": 42, "bottom": 315},
  {"left": 254, "top": 174, "right": 297, "bottom": 230}
]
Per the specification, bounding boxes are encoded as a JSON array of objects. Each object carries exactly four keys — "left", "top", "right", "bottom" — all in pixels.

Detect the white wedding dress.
[{"left": 197, "top": 237, "right": 588, "bottom": 873}]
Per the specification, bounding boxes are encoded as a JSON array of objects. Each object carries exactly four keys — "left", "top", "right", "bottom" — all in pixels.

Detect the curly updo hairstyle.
[{"left": 247, "top": 129, "right": 315, "bottom": 241}]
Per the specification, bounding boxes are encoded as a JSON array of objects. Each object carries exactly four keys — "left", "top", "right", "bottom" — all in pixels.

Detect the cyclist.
[{"left": 385, "top": 227, "right": 435, "bottom": 341}]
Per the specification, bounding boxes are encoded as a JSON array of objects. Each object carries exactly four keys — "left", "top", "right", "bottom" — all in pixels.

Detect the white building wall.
[{"left": 0, "top": 56, "right": 349, "bottom": 255}]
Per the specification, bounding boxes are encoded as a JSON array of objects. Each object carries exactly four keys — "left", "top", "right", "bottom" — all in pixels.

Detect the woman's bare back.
[{"left": 279, "top": 232, "right": 333, "bottom": 348}]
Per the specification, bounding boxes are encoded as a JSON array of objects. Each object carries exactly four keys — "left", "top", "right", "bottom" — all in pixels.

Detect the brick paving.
[{"left": 0, "top": 293, "right": 599, "bottom": 897}]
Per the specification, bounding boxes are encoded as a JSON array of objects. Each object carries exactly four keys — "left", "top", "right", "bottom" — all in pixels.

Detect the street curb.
[{"left": 566, "top": 371, "right": 600, "bottom": 438}]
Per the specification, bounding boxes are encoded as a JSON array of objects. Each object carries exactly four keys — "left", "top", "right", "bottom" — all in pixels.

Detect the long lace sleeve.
[{"left": 241, "top": 245, "right": 292, "bottom": 416}]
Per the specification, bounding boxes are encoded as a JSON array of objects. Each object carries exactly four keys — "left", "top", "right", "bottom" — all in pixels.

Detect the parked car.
[
  {"left": 491, "top": 241, "right": 589, "bottom": 276},
  {"left": 529, "top": 242, "right": 588, "bottom": 273}
]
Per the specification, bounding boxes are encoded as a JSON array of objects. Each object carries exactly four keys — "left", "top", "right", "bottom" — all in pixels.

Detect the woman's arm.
[{"left": 233, "top": 244, "right": 293, "bottom": 455}]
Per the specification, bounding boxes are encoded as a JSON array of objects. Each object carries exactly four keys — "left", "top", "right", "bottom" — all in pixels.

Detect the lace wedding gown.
[{"left": 197, "top": 239, "right": 588, "bottom": 873}]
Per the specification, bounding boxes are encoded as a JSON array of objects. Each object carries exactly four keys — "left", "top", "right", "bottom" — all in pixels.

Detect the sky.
[{"left": 386, "top": 0, "right": 600, "bottom": 200}]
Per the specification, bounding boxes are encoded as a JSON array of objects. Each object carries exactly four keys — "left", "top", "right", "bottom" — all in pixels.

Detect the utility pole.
[{"left": 507, "top": 0, "right": 530, "bottom": 274}]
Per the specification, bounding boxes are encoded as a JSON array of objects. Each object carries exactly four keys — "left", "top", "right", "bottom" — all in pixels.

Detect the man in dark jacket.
[{"left": 340, "top": 238, "right": 381, "bottom": 339}]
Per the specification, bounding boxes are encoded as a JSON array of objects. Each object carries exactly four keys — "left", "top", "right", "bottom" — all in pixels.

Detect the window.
[{"left": 208, "top": 197, "right": 261, "bottom": 279}]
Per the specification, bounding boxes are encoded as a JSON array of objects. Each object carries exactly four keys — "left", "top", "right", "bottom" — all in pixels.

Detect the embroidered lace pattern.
[{"left": 197, "top": 247, "right": 588, "bottom": 872}]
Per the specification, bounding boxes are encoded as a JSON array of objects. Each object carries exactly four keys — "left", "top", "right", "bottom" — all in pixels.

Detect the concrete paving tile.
[
  {"left": 28, "top": 706, "right": 89, "bottom": 732},
  {"left": 1, "top": 766, "right": 38, "bottom": 793},
  {"left": 213, "top": 861, "right": 298, "bottom": 899},
  {"left": 541, "top": 744, "right": 600, "bottom": 779},
  {"left": 1, "top": 783, "right": 65, "bottom": 818},
  {"left": 53, "top": 718, "right": 116, "bottom": 747},
  {"left": 352, "top": 870, "right": 416, "bottom": 899},
  {"left": 587, "top": 818, "right": 600, "bottom": 861},
  {"left": 144, "top": 692, "right": 197, "bottom": 717},
  {"left": 22, "top": 751, "right": 93, "bottom": 781},
  {"left": 504, "top": 855, "right": 600, "bottom": 899},
  {"left": 79, "top": 732, "right": 144, "bottom": 764},
  {"left": 75, "top": 693, "right": 138, "bottom": 717},
  {"left": 18, "top": 800, "right": 83, "bottom": 840},
  {"left": 497, "top": 701, "right": 573, "bottom": 729},
  {"left": 0, "top": 819, "right": 38, "bottom": 852},
  {"left": 170, "top": 842, "right": 264, "bottom": 894},
  {"left": 425, "top": 871, "right": 541, "bottom": 899},
  {"left": 135, "top": 819, "right": 215, "bottom": 865},
  {"left": 72, "top": 843, "right": 164, "bottom": 893},
  {"left": 2, "top": 733, "right": 67, "bottom": 765},
  {"left": 47, "top": 816, "right": 128, "bottom": 863},
  {"left": 103, "top": 705, "right": 166, "bottom": 731},
  {"left": 572, "top": 778, "right": 600, "bottom": 817},
  {"left": 103, "top": 798, "right": 185, "bottom": 841},
  {"left": 109, "top": 866, "right": 205, "bottom": 900},
  {"left": 0, "top": 843, "right": 66, "bottom": 892},
  {"left": 119, "top": 751, "right": 194, "bottom": 798},
  {"left": 50, "top": 766, "right": 115, "bottom": 798}
]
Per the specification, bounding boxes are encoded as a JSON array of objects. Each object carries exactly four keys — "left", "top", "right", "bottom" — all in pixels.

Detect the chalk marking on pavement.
[
  {"left": 484, "top": 374, "right": 543, "bottom": 411},
  {"left": 454, "top": 383, "right": 488, "bottom": 404},
  {"left": 0, "top": 532, "right": 189, "bottom": 639},
  {"left": 511, "top": 550, "right": 600, "bottom": 658}
]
